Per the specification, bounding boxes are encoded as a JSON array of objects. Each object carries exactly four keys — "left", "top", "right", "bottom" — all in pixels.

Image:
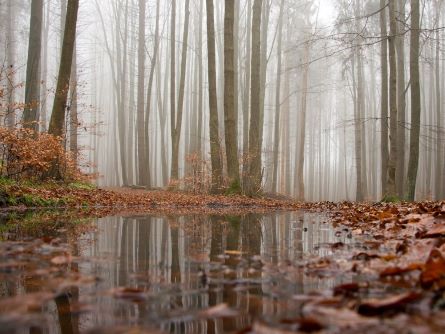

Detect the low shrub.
[{"left": 0, "top": 127, "right": 82, "bottom": 182}]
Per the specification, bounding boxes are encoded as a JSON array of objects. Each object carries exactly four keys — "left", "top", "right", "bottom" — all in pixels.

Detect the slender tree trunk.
[
  {"left": 395, "top": 0, "right": 406, "bottom": 197},
  {"left": 170, "top": 0, "right": 178, "bottom": 181},
  {"left": 224, "top": 0, "right": 241, "bottom": 187},
  {"left": 171, "top": 0, "right": 190, "bottom": 182},
  {"left": 258, "top": 0, "right": 270, "bottom": 161},
  {"left": 137, "top": 0, "right": 146, "bottom": 185},
  {"left": 197, "top": 0, "right": 204, "bottom": 158},
  {"left": 380, "top": 0, "right": 389, "bottom": 197},
  {"left": 246, "top": 0, "right": 264, "bottom": 195},
  {"left": 143, "top": 0, "right": 161, "bottom": 188},
  {"left": 5, "top": 0, "right": 16, "bottom": 128},
  {"left": 387, "top": 0, "right": 398, "bottom": 196},
  {"left": 48, "top": 0, "right": 79, "bottom": 137},
  {"left": 206, "top": 0, "right": 223, "bottom": 192},
  {"left": 406, "top": 0, "right": 421, "bottom": 201},
  {"left": 352, "top": 57, "right": 363, "bottom": 201},
  {"left": 69, "top": 43, "right": 78, "bottom": 163},
  {"left": 435, "top": 2, "right": 443, "bottom": 199},
  {"left": 296, "top": 42, "right": 310, "bottom": 201},
  {"left": 272, "top": 0, "right": 284, "bottom": 193},
  {"left": 242, "top": 0, "right": 252, "bottom": 184},
  {"left": 24, "top": 0, "right": 43, "bottom": 132}
]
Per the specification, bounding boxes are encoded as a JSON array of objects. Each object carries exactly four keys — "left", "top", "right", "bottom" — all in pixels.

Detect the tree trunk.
[
  {"left": 296, "top": 42, "right": 310, "bottom": 201},
  {"left": 143, "top": 0, "right": 161, "bottom": 188},
  {"left": 395, "top": 0, "right": 406, "bottom": 197},
  {"left": 386, "top": 0, "right": 398, "bottom": 196},
  {"left": 5, "top": 0, "right": 16, "bottom": 128},
  {"left": 48, "top": 0, "right": 79, "bottom": 137},
  {"left": 435, "top": 3, "right": 443, "bottom": 199},
  {"left": 136, "top": 0, "right": 146, "bottom": 186},
  {"left": 406, "top": 0, "right": 421, "bottom": 201},
  {"left": 246, "top": 0, "right": 264, "bottom": 195},
  {"left": 24, "top": 0, "right": 43, "bottom": 132},
  {"left": 69, "top": 43, "right": 78, "bottom": 163},
  {"left": 206, "top": 0, "right": 223, "bottom": 192},
  {"left": 272, "top": 0, "right": 284, "bottom": 193},
  {"left": 170, "top": 0, "right": 178, "bottom": 181},
  {"left": 242, "top": 0, "right": 252, "bottom": 185},
  {"left": 171, "top": 0, "right": 190, "bottom": 182},
  {"left": 224, "top": 0, "right": 241, "bottom": 187},
  {"left": 380, "top": 0, "right": 389, "bottom": 197}
]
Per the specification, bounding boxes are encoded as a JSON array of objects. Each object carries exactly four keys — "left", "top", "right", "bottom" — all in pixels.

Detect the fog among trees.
[{"left": 0, "top": 0, "right": 444, "bottom": 201}]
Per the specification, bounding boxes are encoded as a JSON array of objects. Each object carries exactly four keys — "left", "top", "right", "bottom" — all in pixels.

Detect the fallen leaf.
[
  {"left": 198, "top": 303, "right": 239, "bottom": 318},
  {"left": 420, "top": 249, "right": 445, "bottom": 289},
  {"left": 358, "top": 292, "right": 422, "bottom": 316}
]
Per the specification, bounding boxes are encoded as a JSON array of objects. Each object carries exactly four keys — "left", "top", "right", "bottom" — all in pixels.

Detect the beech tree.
[{"left": 48, "top": 0, "right": 79, "bottom": 137}]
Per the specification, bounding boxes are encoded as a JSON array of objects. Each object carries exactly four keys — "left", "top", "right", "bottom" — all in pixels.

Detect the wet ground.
[
  {"left": 1, "top": 210, "right": 445, "bottom": 333},
  {"left": 0, "top": 212, "right": 348, "bottom": 333}
]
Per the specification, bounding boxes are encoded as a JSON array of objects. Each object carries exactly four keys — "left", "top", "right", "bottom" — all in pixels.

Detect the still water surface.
[{"left": 1, "top": 211, "right": 353, "bottom": 333}]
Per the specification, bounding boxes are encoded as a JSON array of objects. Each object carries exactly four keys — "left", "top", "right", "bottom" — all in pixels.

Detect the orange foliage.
[{"left": 0, "top": 127, "right": 82, "bottom": 181}]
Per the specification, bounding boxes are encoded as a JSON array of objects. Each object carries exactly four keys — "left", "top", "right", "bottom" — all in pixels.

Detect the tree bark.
[
  {"left": 206, "top": 0, "right": 223, "bottom": 192},
  {"left": 48, "top": 0, "right": 79, "bottom": 137},
  {"left": 171, "top": 0, "right": 191, "bottom": 182},
  {"left": 246, "top": 0, "right": 264, "bottom": 195},
  {"left": 406, "top": 0, "right": 421, "bottom": 201},
  {"left": 395, "top": 0, "right": 406, "bottom": 197},
  {"left": 24, "top": 0, "right": 43, "bottom": 132},
  {"left": 5, "top": 0, "right": 16, "bottom": 128},
  {"left": 386, "top": 0, "right": 398, "bottom": 196},
  {"left": 224, "top": 0, "right": 241, "bottom": 187},
  {"left": 380, "top": 0, "right": 389, "bottom": 197},
  {"left": 143, "top": 0, "right": 161, "bottom": 188},
  {"left": 137, "top": 0, "right": 146, "bottom": 186},
  {"left": 272, "top": 0, "right": 285, "bottom": 193},
  {"left": 242, "top": 0, "right": 252, "bottom": 185}
]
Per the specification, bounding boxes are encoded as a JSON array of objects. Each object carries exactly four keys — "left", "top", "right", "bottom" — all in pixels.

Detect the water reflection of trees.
[{"left": 73, "top": 212, "right": 347, "bottom": 332}]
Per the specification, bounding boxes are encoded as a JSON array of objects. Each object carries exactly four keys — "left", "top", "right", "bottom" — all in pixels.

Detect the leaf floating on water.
[
  {"left": 198, "top": 303, "right": 239, "bottom": 318},
  {"left": 358, "top": 292, "right": 422, "bottom": 316},
  {"left": 379, "top": 263, "right": 424, "bottom": 278},
  {"left": 50, "top": 254, "right": 72, "bottom": 265},
  {"left": 110, "top": 287, "right": 147, "bottom": 302},
  {"left": 224, "top": 250, "right": 244, "bottom": 255}
]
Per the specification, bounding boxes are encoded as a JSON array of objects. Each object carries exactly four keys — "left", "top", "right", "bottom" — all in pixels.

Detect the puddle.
[{"left": 0, "top": 211, "right": 354, "bottom": 333}]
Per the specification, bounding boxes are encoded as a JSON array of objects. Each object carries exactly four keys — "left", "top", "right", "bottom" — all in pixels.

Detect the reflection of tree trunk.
[{"left": 171, "top": 226, "right": 181, "bottom": 283}]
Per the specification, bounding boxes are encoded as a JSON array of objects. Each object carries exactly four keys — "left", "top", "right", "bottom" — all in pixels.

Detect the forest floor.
[{"left": 2, "top": 179, "right": 445, "bottom": 332}]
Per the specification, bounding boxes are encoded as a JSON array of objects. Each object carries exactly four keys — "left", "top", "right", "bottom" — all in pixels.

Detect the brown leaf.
[
  {"left": 358, "top": 292, "right": 422, "bottom": 316},
  {"left": 420, "top": 248, "right": 445, "bottom": 289}
]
